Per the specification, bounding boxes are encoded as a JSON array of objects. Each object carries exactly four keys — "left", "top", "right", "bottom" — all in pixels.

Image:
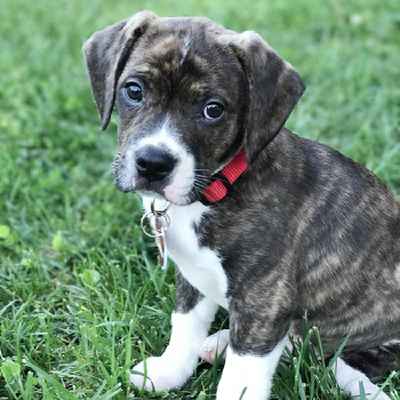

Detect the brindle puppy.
[{"left": 83, "top": 11, "right": 400, "bottom": 400}]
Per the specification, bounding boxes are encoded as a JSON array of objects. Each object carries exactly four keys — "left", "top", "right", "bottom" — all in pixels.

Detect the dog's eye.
[
  {"left": 203, "top": 102, "right": 224, "bottom": 120},
  {"left": 122, "top": 81, "right": 143, "bottom": 104}
]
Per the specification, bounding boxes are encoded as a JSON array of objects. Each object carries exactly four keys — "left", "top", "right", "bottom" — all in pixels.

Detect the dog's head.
[{"left": 83, "top": 11, "right": 305, "bottom": 205}]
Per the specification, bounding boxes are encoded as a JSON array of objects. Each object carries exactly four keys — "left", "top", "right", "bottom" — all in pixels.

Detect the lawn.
[{"left": 0, "top": 0, "right": 399, "bottom": 398}]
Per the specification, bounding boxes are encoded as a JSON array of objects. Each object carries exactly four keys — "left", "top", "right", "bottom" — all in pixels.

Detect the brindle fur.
[{"left": 83, "top": 11, "right": 400, "bottom": 378}]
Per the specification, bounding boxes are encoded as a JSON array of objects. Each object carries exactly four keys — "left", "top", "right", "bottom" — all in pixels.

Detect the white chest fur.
[{"left": 142, "top": 197, "right": 228, "bottom": 309}]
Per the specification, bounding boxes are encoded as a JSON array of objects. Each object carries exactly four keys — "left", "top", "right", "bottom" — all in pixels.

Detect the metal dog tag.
[{"left": 140, "top": 200, "right": 171, "bottom": 270}]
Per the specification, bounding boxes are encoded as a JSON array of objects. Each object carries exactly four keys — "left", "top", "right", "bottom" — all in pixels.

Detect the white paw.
[
  {"left": 373, "top": 392, "right": 391, "bottom": 400},
  {"left": 200, "top": 329, "right": 229, "bottom": 364},
  {"left": 341, "top": 379, "right": 391, "bottom": 399},
  {"left": 130, "top": 356, "right": 194, "bottom": 391},
  {"left": 348, "top": 384, "right": 390, "bottom": 400},
  {"left": 334, "top": 358, "right": 391, "bottom": 400}
]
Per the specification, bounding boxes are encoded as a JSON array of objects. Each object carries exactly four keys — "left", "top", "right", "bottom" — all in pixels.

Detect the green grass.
[{"left": 0, "top": 0, "right": 399, "bottom": 398}]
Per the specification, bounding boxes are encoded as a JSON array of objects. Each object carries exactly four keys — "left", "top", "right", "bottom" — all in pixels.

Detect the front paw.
[{"left": 130, "top": 356, "right": 194, "bottom": 391}]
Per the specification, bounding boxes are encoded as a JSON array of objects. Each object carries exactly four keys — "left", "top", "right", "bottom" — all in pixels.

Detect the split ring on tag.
[
  {"left": 140, "top": 200, "right": 171, "bottom": 270},
  {"left": 140, "top": 200, "right": 171, "bottom": 238},
  {"left": 140, "top": 211, "right": 171, "bottom": 238}
]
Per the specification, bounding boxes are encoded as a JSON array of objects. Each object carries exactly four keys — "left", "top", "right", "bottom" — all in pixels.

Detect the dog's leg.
[
  {"left": 214, "top": 277, "right": 294, "bottom": 400},
  {"left": 130, "top": 272, "right": 218, "bottom": 391},
  {"left": 216, "top": 335, "right": 288, "bottom": 400},
  {"left": 202, "top": 334, "right": 393, "bottom": 400},
  {"left": 333, "top": 357, "right": 391, "bottom": 400}
]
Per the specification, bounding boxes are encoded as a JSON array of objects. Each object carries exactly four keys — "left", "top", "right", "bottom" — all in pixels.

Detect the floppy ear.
[
  {"left": 83, "top": 10, "right": 157, "bottom": 130},
  {"left": 222, "top": 31, "right": 305, "bottom": 161}
]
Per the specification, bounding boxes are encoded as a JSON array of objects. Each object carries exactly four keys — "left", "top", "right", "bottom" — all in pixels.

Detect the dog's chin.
[
  {"left": 163, "top": 183, "right": 197, "bottom": 206},
  {"left": 164, "top": 194, "right": 194, "bottom": 206},
  {"left": 115, "top": 175, "right": 197, "bottom": 206},
  {"left": 133, "top": 185, "right": 196, "bottom": 206},
  {"left": 134, "top": 189, "right": 194, "bottom": 206}
]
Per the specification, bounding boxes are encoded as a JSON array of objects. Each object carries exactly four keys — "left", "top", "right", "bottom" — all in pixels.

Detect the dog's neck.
[{"left": 200, "top": 149, "right": 248, "bottom": 205}]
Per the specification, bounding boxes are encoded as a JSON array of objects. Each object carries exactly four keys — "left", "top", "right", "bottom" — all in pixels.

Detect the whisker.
[
  {"left": 194, "top": 168, "right": 211, "bottom": 172},
  {"left": 193, "top": 180, "right": 208, "bottom": 189},
  {"left": 193, "top": 184, "right": 206, "bottom": 192},
  {"left": 195, "top": 182, "right": 210, "bottom": 189},
  {"left": 194, "top": 174, "right": 211, "bottom": 183},
  {"left": 194, "top": 180, "right": 209, "bottom": 188}
]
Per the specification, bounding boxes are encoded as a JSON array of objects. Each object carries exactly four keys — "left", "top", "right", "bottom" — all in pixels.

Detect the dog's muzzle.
[{"left": 113, "top": 142, "right": 197, "bottom": 205}]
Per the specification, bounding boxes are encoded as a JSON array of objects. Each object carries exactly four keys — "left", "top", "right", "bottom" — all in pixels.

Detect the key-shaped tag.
[
  {"left": 155, "top": 218, "right": 168, "bottom": 270},
  {"left": 140, "top": 200, "right": 171, "bottom": 270}
]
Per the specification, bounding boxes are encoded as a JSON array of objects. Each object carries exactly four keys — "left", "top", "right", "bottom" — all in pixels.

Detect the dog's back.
[
  {"left": 269, "top": 130, "right": 400, "bottom": 366},
  {"left": 247, "top": 129, "right": 400, "bottom": 376}
]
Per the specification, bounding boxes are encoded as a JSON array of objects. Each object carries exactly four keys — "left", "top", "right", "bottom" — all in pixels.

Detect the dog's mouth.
[
  {"left": 140, "top": 172, "right": 211, "bottom": 205},
  {"left": 112, "top": 154, "right": 210, "bottom": 206},
  {"left": 163, "top": 171, "right": 212, "bottom": 205},
  {"left": 133, "top": 180, "right": 199, "bottom": 206}
]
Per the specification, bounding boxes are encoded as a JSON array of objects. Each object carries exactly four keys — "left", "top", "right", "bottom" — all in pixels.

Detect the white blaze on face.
[{"left": 134, "top": 119, "right": 195, "bottom": 204}]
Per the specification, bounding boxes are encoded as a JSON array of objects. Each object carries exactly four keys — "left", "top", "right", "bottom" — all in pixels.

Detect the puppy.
[{"left": 83, "top": 11, "right": 400, "bottom": 399}]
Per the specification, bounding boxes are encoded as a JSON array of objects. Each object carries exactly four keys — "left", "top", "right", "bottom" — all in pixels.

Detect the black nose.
[{"left": 135, "top": 146, "right": 177, "bottom": 182}]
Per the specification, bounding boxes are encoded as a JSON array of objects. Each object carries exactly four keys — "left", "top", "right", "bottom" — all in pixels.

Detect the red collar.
[{"left": 200, "top": 149, "right": 248, "bottom": 204}]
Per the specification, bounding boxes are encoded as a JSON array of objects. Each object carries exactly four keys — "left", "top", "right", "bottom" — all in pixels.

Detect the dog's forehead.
[
  {"left": 148, "top": 15, "right": 228, "bottom": 46},
  {"left": 123, "top": 16, "right": 236, "bottom": 81},
  {"left": 157, "top": 15, "right": 225, "bottom": 32}
]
